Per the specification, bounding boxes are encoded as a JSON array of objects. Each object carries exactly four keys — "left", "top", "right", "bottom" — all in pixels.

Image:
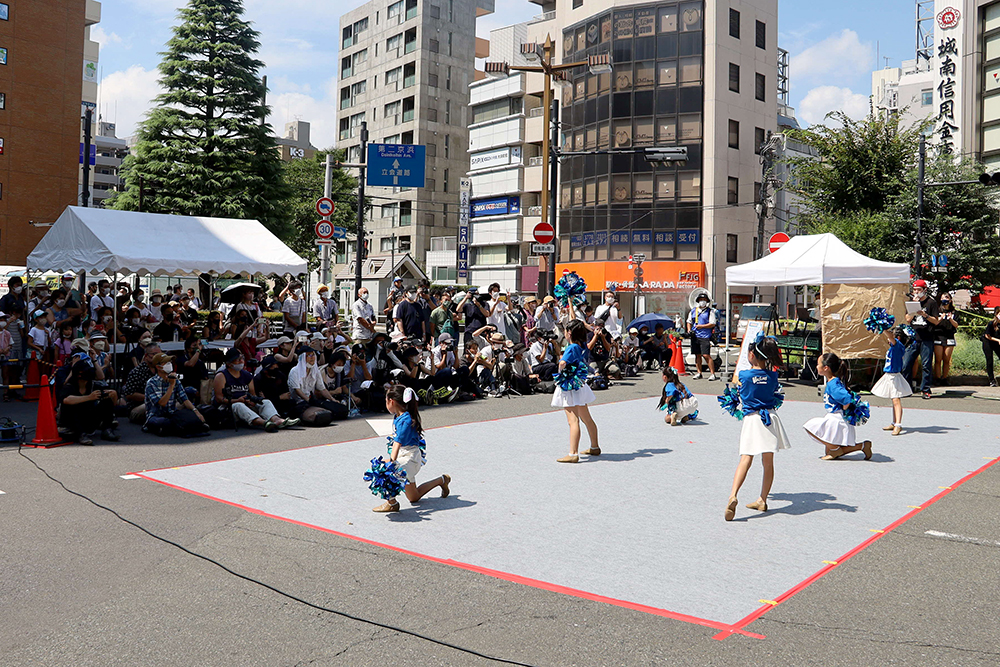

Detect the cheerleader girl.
[
  {"left": 372, "top": 385, "right": 451, "bottom": 513},
  {"left": 552, "top": 320, "right": 600, "bottom": 463},
  {"left": 871, "top": 326, "right": 911, "bottom": 435},
  {"left": 726, "top": 334, "right": 790, "bottom": 521},
  {"left": 658, "top": 366, "right": 698, "bottom": 425},
  {"left": 803, "top": 353, "right": 872, "bottom": 461}
]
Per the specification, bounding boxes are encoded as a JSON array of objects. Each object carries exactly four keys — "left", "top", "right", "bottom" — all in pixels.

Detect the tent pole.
[
  {"left": 724, "top": 285, "right": 730, "bottom": 378},
  {"left": 112, "top": 271, "right": 118, "bottom": 391}
]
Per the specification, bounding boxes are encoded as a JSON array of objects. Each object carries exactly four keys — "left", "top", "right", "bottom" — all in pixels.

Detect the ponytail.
[
  {"left": 387, "top": 384, "right": 423, "bottom": 434},
  {"left": 821, "top": 352, "right": 849, "bottom": 384},
  {"left": 659, "top": 366, "right": 686, "bottom": 407},
  {"left": 751, "top": 336, "right": 783, "bottom": 370}
]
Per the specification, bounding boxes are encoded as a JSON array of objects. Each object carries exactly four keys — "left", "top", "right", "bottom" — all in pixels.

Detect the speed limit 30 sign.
[{"left": 315, "top": 220, "right": 335, "bottom": 239}]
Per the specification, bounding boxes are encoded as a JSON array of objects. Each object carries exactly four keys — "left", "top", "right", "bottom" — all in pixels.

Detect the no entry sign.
[
  {"left": 533, "top": 222, "right": 555, "bottom": 245},
  {"left": 768, "top": 232, "right": 790, "bottom": 254}
]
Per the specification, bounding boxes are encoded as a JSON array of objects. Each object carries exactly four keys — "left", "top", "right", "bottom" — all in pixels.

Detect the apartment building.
[
  {"left": 81, "top": 0, "right": 99, "bottom": 203},
  {"left": 91, "top": 120, "right": 127, "bottom": 207},
  {"left": 0, "top": 0, "right": 94, "bottom": 265},
  {"left": 336, "top": 0, "right": 494, "bottom": 280},
  {"left": 275, "top": 119, "right": 319, "bottom": 162}
]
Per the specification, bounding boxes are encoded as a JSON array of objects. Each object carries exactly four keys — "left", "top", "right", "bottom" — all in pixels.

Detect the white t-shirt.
[
  {"left": 288, "top": 366, "right": 323, "bottom": 396},
  {"left": 487, "top": 299, "right": 508, "bottom": 329},
  {"left": 282, "top": 297, "right": 307, "bottom": 327},
  {"left": 510, "top": 356, "right": 533, "bottom": 376},
  {"left": 90, "top": 294, "right": 115, "bottom": 321},
  {"left": 595, "top": 304, "right": 622, "bottom": 338},
  {"left": 147, "top": 302, "right": 164, "bottom": 324},
  {"left": 534, "top": 305, "right": 557, "bottom": 331},
  {"left": 623, "top": 334, "right": 640, "bottom": 350},
  {"left": 529, "top": 341, "right": 551, "bottom": 366},
  {"left": 432, "top": 347, "right": 456, "bottom": 369},
  {"left": 352, "top": 299, "right": 376, "bottom": 340},
  {"left": 29, "top": 325, "right": 50, "bottom": 348}
]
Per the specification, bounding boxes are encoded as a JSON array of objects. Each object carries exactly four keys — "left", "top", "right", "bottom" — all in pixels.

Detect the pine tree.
[{"left": 111, "top": 0, "right": 289, "bottom": 235}]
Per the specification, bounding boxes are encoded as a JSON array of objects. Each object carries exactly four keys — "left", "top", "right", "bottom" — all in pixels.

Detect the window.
[
  {"left": 446, "top": 65, "right": 452, "bottom": 90},
  {"left": 388, "top": 0, "right": 403, "bottom": 21},
  {"left": 726, "top": 234, "right": 738, "bottom": 263},
  {"left": 386, "top": 33, "right": 402, "bottom": 52},
  {"left": 473, "top": 245, "right": 517, "bottom": 266},
  {"left": 755, "top": 20, "right": 766, "bottom": 49},
  {"left": 0, "top": 4, "right": 7, "bottom": 21},
  {"left": 401, "top": 130, "right": 414, "bottom": 144},
  {"left": 405, "top": 0, "right": 418, "bottom": 20},
  {"left": 404, "top": 28, "right": 417, "bottom": 54},
  {"left": 352, "top": 49, "right": 368, "bottom": 70},
  {"left": 354, "top": 17, "right": 369, "bottom": 35},
  {"left": 384, "top": 100, "right": 401, "bottom": 119},
  {"left": 471, "top": 97, "right": 521, "bottom": 123},
  {"left": 443, "top": 168, "right": 449, "bottom": 193},
  {"left": 428, "top": 73, "right": 439, "bottom": 87},
  {"left": 403, "top": 62, "right": 416, "bottom": 88},
  {"left": 426, "top": 142, "right": 436, "bottom": 157},
  {"left": 448, "top": 0, "right": 453, "bottom": 21},
  {"left": 341, "top": 56, "right": 352, "bottom": 79},
  {"left": 381, "top": 202, "right": 398, "bottom": 221},
  {"left": 400, "top": 201, "right": 413, "bottom": 225},
  {"left": 728, "top": 119, "right": 739, "bottom": 149},
  {"left": 729, "top": 8, "right": 740, "bottom": 38},
  {"left": 921, "top": 89, "right": 933, "bottom": 106},
  {"left": 755, "top": 72, "right": 765, "bottom": 102},
  {"left": 728, "top": 177, "right": 739, "bottom": 205},
  {"left": 429, "top": 4, "right": 440, "bottom": 18},
  {"left": 351, "top": 80, "right": 367, "bottom": 98},
  {"left": 384, "top": 133, "right": 400, "bottom": 144},
  {"left": 754, "top": 181, "right": 762, "bottom": 205},
  {"left": 429, "top": 39, "right": 439, "bottom": 53},
  {"left": 432, "top": 267, "right": 458, "bottom": 282},
  {"left": 444, "top": 134, "right": 450, "bottom": 158},
  {"left": 729, "top": 63, "right": 739, "bottom": 93},
  {"left": 448, "top": 33, "right": 453, "bottom": 56},
  {"left": 573, "top": 0, "right": 582, "bottom": 8},
  {"left": 402, "top": 96, "right": 415, "bottom": 122},
  {"left": 0, "top": 92, "right": 5, "bottom": 110},
  {"left": 380, "top": 237, "right": 396, "bottom": 252},
  {"left": 342, "top": 26, "right": 353, "bottom": 49},
  {"left": 340, "top": 86, "right": 352, "bottom": 109},
  {"left": 754, "top": 127, "right": 766, "bottom": 154},
  {"left": 445, "top": 100, "right": 451, "bottom": 124},
  {"left": 385, "top": 66, "right": 402, "bottom": 88},
  {"left": 349, "top": 112, "right": 365, "bottom": 137}
]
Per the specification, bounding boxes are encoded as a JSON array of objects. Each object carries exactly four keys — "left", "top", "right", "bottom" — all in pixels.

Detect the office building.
[
  {"left": 336, "top": 0, "right": 495, "bottom": 281},
  {"left": 91, "top": 121, "right": 127, "bottom": 207},
  {"left": 275, "top": 120, "right": 319, "bottom": 162},
  {"left": 0, "top": 0, "right": 95, "bottom": 265}
]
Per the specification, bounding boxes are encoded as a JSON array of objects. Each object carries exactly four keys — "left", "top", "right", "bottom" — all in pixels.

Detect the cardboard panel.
[{"left": 820, "top": 283, "right": 908, "bottom": 359}]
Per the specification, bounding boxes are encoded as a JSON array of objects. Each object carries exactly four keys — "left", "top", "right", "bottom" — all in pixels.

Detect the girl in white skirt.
[
  {"left": 552, "top": 320, "right": 600, "bottom": 463},
  {"left": 372, "top": 385, "right": 451, "bottom": 512},
  {"left": 871, "top": 326, "right": 911, "bottom": 435},
  {"left": 726, "top": 335, "right": 790, "bottom": 521},
  {"left": 658, "top": 366, "right": 698, "bottom": 425},
  {"left": 803, "top": 353, "right": 872, "bottom": 461}
]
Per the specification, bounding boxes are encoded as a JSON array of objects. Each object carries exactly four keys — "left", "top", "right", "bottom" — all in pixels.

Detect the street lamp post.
[{"left": 486, "top": 38, "right": 612, "bottom": 297}]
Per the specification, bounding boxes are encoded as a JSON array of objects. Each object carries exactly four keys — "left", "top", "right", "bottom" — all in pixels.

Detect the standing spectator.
[
  {"left": 153, "top": 303, "right": 185, "bottom": 342},
  {"left": 46, "top": 288, "right": 75, "bottom": 331},
  {"left": 144, "top": 352, "right": 209, "bottom": 436},
  {"left": 460, "top": 290, "right": 490, "bottom": 344},
  {"left": 186, "top": 287, "right": 202, "bottom": 309},
  {"left": 933, "top": 292, "right": 958, "bottom": 385},
  {"left": 26, "top": 309, "right": 51, "bottom": 364},
  {"left": 534, "top": 296, "right": 559, "bottom": 334},
  {"left": 232, "top": 309, "right": 269, "bottom": 364},
  {"left": 0, "top": 311, "right": 12, "bottom": 400},
  {"left": 594, "top": 291, "right": 622, "bottom": 342},
  {"left": 0, "top": 276, "right": 27, "bottom": 320},
  {"left": 281, "top": 281, "right": 308, "bottom": 335},
  {"left": 214, "top": 349, "right": 296, "bottom": 431},
  {"left": 383, "top": 276, "right": 404, "bottom": 334},
  {"left": 417, "top": 285, "right": 434, "bottom": 343},
  {"left": 983, "top": 307, "right": 1000, "bottom": 388},
  {"left": 60, "top": 273, "right": 85, "bottom": 320},
  {"left": 232, "top": 286, "right": 262, "bottom": 320},
  {"left": 314, "top": 285, "right": 338, "bottom": 328},
  {"left": 59, "top": 360, "right": 120, "bottom": 444},
  {"left": 902, "top": 279, "right": 940, "bottom": 399},
  {"left": 486, "top": 284, "right": 508, "bottom": 331},
  {"left": 147, "top": 289, "right": 165, "bottom": 325},
  {"left": 430, "top": 292, "right": 458, "bottom": 340},
  {"left": 90, "top": 279, "right": 115, "bottom": 322},
  {"left": 396, "top": 286, "right": 426, "bottom": 340},
  {"left": 351, "top": 287, "right": 377, "bottom": 344},
  {"left": 52, "top": 322, "right": 76, "bottom": 366},
  {"left": 28, "top": 281, "right": 52, "bottom": 315},
  {"left": 687, "top": 293, "right": 718, "bottom": 380},
  {"left": 520, "top": 295, "right": 538, "bottom": 346}
]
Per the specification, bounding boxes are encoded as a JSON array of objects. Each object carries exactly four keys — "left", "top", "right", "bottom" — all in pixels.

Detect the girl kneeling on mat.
[
  {"left": 871, "top": 326, "right": 911, "bottom": 435},
  {"left": 373, "top": 385, "right": 451, "bottom": 513},
  {"left": 803, "top": 353, "right": 872, "bottom": 461},
  {"left": 726, "top": 334, "right": 790, "bottom": 521},
  {"left": 658, "top": 367, "right": 698, "bottom": 426}
]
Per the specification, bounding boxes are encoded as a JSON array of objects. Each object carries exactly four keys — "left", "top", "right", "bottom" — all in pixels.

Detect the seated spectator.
[
  {"left": 587, "top": 319, "right": 614, "bottom": 376},
  {"left": 186, "top": 288, "right": 202, "bottom": 309},
  {"left": 528, "top": 331, "right": 558, "bottom": 381},
  {"left": 272, "top": 335, "right": 297, "bottom": 374},
  {"left": 622, "top": 327, "right": 642, "bottom": 367},
  {"left": 231, "top": 308, "right": 269, "bottom": 365},
  {"left": 178, "top": 336, "right": 208, "bottom": 403},
  {"left": 202, "top": 310, "right": 226, "bottom": 341},
  {"left": 127, "top": 332, "right": 155, "bottom": 371},
  {"left": 346, "top": 343, "right": 380, "bottom": 412},
  {"left": 175, "top": 294, "right": 199, "bottom": 327},
  {"left": 88, "top": 332, "right": 114, "bottom": 380},
  {"left": 289, "top": 347, "right": 348, "bottom": 420},
  {"left": 147, "top": 289, "right": 165, "bottom": 325},
  {"left": 462, "top": 337, "right": 497, "bottom": 394},
  {"left": 254, "top": 354, "right": 297, "bottom": 417},
  {"left": 122, "top": 341, "right": 162, "bottom": 423},
  {"left": 144, "top": 352, "right": 209, "bottom": 436},
  {"left": 120, "top": 306, "right": 149, "bottom": 344},
  {"left": 641, "top": 324, "right": 671, "bottom": 370},
  {"left": 152, "top": 303, "right": 185, "bottom": 342},
  {"left": 59, "top": 359, "right": 120, "bottom": 445},
  {"left": 213, "top": 348, "right": 296, "bottom": 431},
  {"left": 534, "top": 296, "right": 559, "bottom": 334},
  {"left": 52, "top": 322, "right": 76, "bottom": 366},
  {"left": 429, "top": 333, "right": 472, "bottom": 400},
  {"left": 390, "top": 344, "right": 456, "bottom": 404},
  {"left": 505, "top": 343, "right": 538, "bottom": 394},
  {"left": 320, "top": 350, "right": 357, "bottom": 415}
]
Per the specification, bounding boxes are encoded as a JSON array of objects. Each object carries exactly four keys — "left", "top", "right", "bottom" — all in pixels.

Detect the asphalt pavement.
[{"left": 2, "top": 370, "right": 999, "bottom": 666}]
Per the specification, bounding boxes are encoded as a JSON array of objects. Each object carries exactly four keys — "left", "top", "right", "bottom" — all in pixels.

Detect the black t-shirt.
[
  {"left": 153, "top": 320, "right": 183, "bottom": 341},
  {"left": 397, "top": 300, "right": 424, "bottom": 337},
  {"left": 178, "top": 352, "right": 207, "bottom": 388},
  {"left": 463, "top": 301, "right": 487, "bottom": 333},
  {"left": 933, "top": 307, "right": 958, "bottom": 339},
  {"left": 255, "top": 370, "right": 290, "bottom": 405},
  {"left": 911, "top": 296, "right": 940, "bottom": 342}
]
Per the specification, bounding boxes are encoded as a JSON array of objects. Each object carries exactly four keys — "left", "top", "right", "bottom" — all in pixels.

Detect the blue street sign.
[
  {"left": 939, "top": 254, "right": 948, "bottom": 267},
  {"left": 79, "top": 143, "right": 96, "bottom": 166},
  {"left": 930, "top": 254, "right": 938, "bottom": 267},
  {"left": 333, "top": 226, "right": 347, "bottom": 240},
  {"left": 366, "top": 144, "right": 426, "bottom": 187}
]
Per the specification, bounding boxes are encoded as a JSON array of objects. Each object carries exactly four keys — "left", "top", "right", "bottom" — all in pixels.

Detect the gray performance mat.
[{"left": 136, "top": 396, "right": 1000, "bottom": 631}]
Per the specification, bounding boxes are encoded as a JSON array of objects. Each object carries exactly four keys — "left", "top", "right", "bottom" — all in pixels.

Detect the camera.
[{"left": 536, "top": 329, "right": 559, "bottom": 342}]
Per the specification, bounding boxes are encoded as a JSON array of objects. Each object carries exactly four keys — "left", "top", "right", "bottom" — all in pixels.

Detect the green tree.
[
  {"left": 283, "top": 151, "right": 359, "bottom": 269},
  {"left": 110, "top": 0, "right": 289, "bottom": 235}
]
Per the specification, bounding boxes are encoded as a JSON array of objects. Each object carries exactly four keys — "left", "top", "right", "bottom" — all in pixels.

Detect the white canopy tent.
[
  {"left": 723, "top": 233, "right": 911, "bottom": 372},
  {"left": 27, "top": 207, "right": 307, "bottom": 277}
]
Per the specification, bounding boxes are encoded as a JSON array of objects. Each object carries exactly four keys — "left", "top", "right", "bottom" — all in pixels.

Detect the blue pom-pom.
[
  {"left": 717, "top": 385, "right": 744, "bottom": 421},
  {"left": 773, "top": 387, "right": 785, "bottom": 411},
  {"left": 864, "top": 307, "right": 896, "bottom": 334},
  {"left": 688, "top": 410, "right": 699, "bottom": 421},
  {"left": 364, "top": 456, "right": 408, "bottom": 499},
  {"left": 555, "top": 360, "right": 590, "bottom": 391},
  {"left": 554, "top": 271, "right": 588, "bottom": 307},
  {"left": 843, "top": 395, "right": 871, "bottom": 426}
]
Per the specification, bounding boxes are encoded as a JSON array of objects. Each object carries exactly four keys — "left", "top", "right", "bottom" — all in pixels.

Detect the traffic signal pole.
[{"left": 355, "top": 122, "right": 368, "bottom": 294}]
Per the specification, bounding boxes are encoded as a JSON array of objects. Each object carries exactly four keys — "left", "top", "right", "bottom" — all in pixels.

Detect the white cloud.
[
  {"left": 790, "top": 29, "right": 873, "bottom": 88},
  {"left": 90, "top": 26, "right": 123, "bottom": 46},
  {"left": 268, "top": 78, "right": 340, "bottom": 150},
  {"left": 97, "top": 66, "right": 163, "bottom": 139},
  {"left": 798, "top": 86, "right": 871, "bottom": 126}
]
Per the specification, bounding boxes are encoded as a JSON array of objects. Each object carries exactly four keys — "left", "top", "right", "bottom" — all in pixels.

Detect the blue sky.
[{"left": 94, "top": 0, "right": 918, "bottom": 148}]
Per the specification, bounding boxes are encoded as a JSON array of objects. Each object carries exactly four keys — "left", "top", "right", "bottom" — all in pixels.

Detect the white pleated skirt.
[
  {"left": 803, "top": 411, "right": 855, "bottom": 448},
  {"left": 395, "top": 445, "right": 423, "bottom": 485},
  {"left": 739, "top": 411, "right": 791, "bottom": 456},
  {"left": 671, "top": 396, "right": 699, "bottom": 420},
  {"left": 871, "top": 372, "right": 912, "bottom": 399},
  {"left": 552, "top": 384, "right": 596, "bottom": 408}
]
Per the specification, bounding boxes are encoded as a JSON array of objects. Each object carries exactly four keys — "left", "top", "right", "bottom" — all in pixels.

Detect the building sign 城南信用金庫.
[
  {"left": 934, "top": 4, "right": 961, "bottom": 155},
  {"left": 470, "top": 196, "right": 520, "bottom": 218}
]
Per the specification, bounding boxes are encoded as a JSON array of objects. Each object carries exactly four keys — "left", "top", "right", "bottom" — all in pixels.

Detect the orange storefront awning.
[{"left": 556, "top": 261, "right": 707, "bottom": 293}]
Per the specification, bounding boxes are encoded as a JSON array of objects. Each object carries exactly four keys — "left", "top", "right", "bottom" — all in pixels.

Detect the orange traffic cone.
[
  {"left": 671, "top": 337, "right": 687, "bottom": 375},
  {"left": 25, "top": 358, "right": 40, "bottom": 401},
  {"left": 30, "top": 375, "right": 65, "bottom": 447}
]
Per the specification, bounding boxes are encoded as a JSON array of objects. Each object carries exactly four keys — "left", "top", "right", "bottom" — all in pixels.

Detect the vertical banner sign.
[
  {"left": 458, "top": 178, "right": 471, "bottom": 282},
  {"left": 934, "top": 3, "right": 962, "bottom": 155}
]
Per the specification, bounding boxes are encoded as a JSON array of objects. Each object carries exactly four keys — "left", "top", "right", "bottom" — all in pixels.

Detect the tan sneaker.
[
  {"left": 862, "top": 440, "right": 873, "bottom": 460},
  {"left": 882, "top": 425, "right": 895, "bottom": 431},
  {"left": 373, "top": 500, "right": 400, "bottom": 513},
  {"left": 581, "top": 447, "right": 601, "bottom": 456},
  {"left": 891, "top": 425, "right": 902, "bottom": 436},
  {"left": 725, "top": 497, "right": 738, "bottom": 521},
  {"left": 557, "top": 454, "right": 579, "bottom": 463},
  {"left": 746, "top": 498, "right": 768, "bottom": 512},
  {"left": 440, "top": 474, "right": 451, "bottom": 498}
]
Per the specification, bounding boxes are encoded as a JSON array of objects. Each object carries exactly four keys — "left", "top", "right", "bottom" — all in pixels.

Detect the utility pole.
[
  {"left": 753, "top": 132, "right": 777, "bottom": 301},
  {"left": 81, "top": 108, "right": 93, "bottom": 207},
  {"left": 544, "top": 100, "right": 559, "bottom": 298},
  {"left": 354, "top": 121, "right": 368, "bottom": 294},
  {"left": 321, "top": 153, "right": 334, "bottom": 285},
  {"left": 914, "top": 133, "right": 926, "bottom": 278}
]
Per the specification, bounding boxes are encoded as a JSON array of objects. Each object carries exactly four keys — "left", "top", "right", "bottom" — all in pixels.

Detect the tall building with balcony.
[
  {"left": 275, "top": 120, "right": 319, "bottom": 162},
  {"left": 80, "top": 0, "right": 100, "bottom": 203},
  {"left": 336, "top": 0, "right": 495, "bottom": 279},
  {"left": 91, "top": 120, "right": 127, "bottom": 207},
  {"left": 0, "top": 0, "right": 95, "bottom": 264}
]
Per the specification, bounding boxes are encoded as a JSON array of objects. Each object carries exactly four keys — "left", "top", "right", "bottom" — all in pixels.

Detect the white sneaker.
[
  {"left": 708, "top": 374, "right": 718, "bottom": 381},
  {"left": 692, "top": 373, "right": 703, "bottom": 379}
]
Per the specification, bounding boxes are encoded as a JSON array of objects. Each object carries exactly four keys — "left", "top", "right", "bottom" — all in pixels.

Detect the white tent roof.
[
  {"left": 725, "top": 233, "right": 911, "bottom": 287},
  {"left": 27, "top": 207, "right": 307, "bottom": 277}
]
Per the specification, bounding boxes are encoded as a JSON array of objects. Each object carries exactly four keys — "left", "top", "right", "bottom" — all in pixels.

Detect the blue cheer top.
[
  {"left": 392, "top": 412, "right": 423, "bottom": 448},
  {"left": 738, "top": 368, "right": 780, "bottom": 412},
  {"left": 823, "top": 377, "right": 854, "bottom": 413},
  {"left": 663, "top": 381, "right": 692, "bottom": 405},
  {"left": 561, "top": 343, "right": 586, "bottom": 365},
  {"left": 884, "top": 340, "right": 905, "bottom": 374}
]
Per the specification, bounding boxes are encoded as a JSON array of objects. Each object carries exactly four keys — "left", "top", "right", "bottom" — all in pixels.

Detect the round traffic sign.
[
  {"left": 315, "top": 197, "right": 335, "bottom": 217},
  {"left": 315, "top": 220, "right": 335, "bottom": 239},
  {"left": 768, "top": 232, "right": 790, "bottom": 254},
  {"left": 533, "top": 222, "right": 555, "bottom": 244}
]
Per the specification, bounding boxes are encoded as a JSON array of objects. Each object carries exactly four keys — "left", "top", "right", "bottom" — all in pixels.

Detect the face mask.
[
  {"left": 0, "top": 321, "right": 5, "bottom": 329},
  {"left": 103, "top": 315, "right": 113, "bottom": 322},
  {"left": 131, "top": 318, "right": 140, "bottom": 325},
  {"left": 13, "top": 286, "right": 22, "bottom": 294},
  {"left": 295, "top": 289, "right": 303, "bottom": 297},
  {"left": 93, "top": 341, "right": 106, "bottom": 351},
  {"left": 39, "top": 292, "right": 49, "bottom": 300},
  {"left": 491, "top": 291, "right": 499, "bottom": 298},
  {"left": 101, "top": 288, "right": 110, "bottom": 296},
  {"left": 55, "top": 299, "right": 66, "bottom": 308},
  {"left": 698, "top": 300, "right": 709, "bottom": 308},
  {"left": 162, "top": 363, "right": 173, "bottom": 373},
  {"left": 63, "top": 280, "right": 73, "bottom": 288},
  {"left": 360, "top": 293, "right": 369, "bottom": 301},
  {"left": 442, "top": 299, "right": 451, "bottom": 307},
  {"left": 231, "top": 363, "right": 244, "bottom": 372},
  {"left": 914, "top": 291, "right": 926, "bottom": 300},
  {"left": 333, "top": 365, "right": 345, "bottom": 374},
  {"left": 152, "top": 297, "right": 161, "bottom": 304},
  {"left": 140, "top": 338, "right": 153, "bottom": 347},
  {"left": 406, "top": 293, "right": 416, "bottom": 301}
]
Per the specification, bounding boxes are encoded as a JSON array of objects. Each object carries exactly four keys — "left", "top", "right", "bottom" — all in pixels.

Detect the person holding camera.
[
  {"left": 459, "top": 288, "right": 490, "bottom": 344},
  {"left": 534, "top": 295, "right": 559, "bottom": 334},
  {"left": 687, "top": 294, "right": 718, "bottom": 380},
  {"left": 144, "top": 352, "right": 209, "bottom": 437},
  {"left": 214, "top": 348, "right": 297, "bottom": 431},
  {"left": 587, "top": 319, "right": 614, "bottom": 376},
  {"left": 59, "top": 359, "right": 120, "bottom": 445},
  {"left": 352, "top": 287, "right": 377, "bottom": 345},
  {"left": 529, "top": 330, "right": 558, "bottom": 381}
]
